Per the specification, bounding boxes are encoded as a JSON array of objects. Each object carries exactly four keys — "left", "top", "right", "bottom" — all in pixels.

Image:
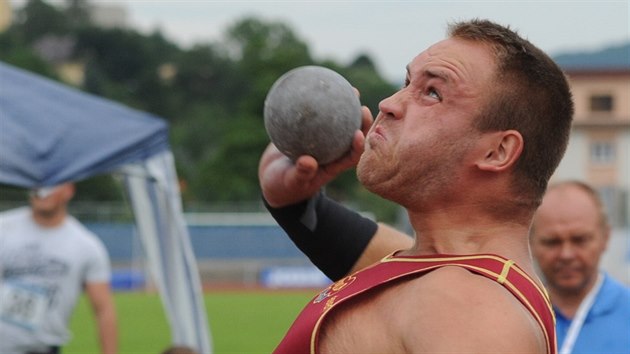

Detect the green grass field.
[{"left": 66, "top": 289, "right": 316, "bottom": 354}]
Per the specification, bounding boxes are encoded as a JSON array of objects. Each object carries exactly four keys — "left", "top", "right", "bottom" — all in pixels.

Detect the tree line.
[{"left": 0, "top": 0, "right": 401, "bottom": 221}]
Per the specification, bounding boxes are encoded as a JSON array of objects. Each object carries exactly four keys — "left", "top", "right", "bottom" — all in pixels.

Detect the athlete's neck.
[
  {"left": 407, "top": 205, "right": 529, "bottom": 252},
  {"left": 401, "top": 205, "right": 537, "bottom": 283}
]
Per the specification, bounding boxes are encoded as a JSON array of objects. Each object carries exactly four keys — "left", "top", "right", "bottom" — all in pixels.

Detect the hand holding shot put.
[{"left": 259, "top": 66, "right": 375, "bottom": 208}]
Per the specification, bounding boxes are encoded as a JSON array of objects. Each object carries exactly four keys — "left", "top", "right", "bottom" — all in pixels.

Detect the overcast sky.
[{"left": 11, "top": 1, "right": 630, "bottom": 82}]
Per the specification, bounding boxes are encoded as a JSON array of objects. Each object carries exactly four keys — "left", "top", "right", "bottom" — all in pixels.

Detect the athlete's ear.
[{"left": 476, "top": 130, "right": 523, "bottom": 172}]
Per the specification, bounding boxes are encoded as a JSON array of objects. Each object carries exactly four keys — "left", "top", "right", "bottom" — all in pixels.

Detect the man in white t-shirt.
[{"left": 0, "top": 183, "right": 117, "bottom": 354}]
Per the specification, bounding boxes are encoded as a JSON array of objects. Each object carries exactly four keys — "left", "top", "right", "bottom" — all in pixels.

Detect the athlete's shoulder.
[{"left": 396, "top": 265, "right": 546, "bottom": 352}]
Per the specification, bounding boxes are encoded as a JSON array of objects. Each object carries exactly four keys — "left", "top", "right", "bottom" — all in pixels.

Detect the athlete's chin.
[
  {"left": 357, "top": 166, "right": 378, "bottom": 190},
  {"left": 357, "top": 154, "right": 373, "bottom": 179},
  {"left": 357, "top": 168, "right": 394, "bottom": 201},
  {"left": 356, "top": 168, "right": 375, "bottom": 189}
]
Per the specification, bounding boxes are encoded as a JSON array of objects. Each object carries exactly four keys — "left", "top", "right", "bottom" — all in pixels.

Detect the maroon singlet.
[{"left": 273, "top": 253, "right": 557, "bottom": 354}]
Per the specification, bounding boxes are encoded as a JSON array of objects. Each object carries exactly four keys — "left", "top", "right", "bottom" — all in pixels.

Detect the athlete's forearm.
[{"left": 264, "top": 192, "right": 378, "bottom": 281}]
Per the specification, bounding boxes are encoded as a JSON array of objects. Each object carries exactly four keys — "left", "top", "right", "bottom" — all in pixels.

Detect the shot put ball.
[{"left": 264, "top": 65, "right": 362, "bottom": 164}]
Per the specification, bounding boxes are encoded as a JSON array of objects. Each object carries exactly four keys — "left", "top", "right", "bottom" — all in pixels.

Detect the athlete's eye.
[{"left": 427, "top": 87, "right": 441, "bottom": 101}]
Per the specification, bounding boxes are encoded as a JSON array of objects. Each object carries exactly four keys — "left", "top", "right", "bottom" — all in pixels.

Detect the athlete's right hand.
[{"left": 258, "top": 106, "right": 373, "bottom": 208}]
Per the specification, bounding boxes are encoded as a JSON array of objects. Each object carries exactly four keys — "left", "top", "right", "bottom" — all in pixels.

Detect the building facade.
[
  {"left": 553, "top": 68, "right": 630, "bottom": 227},
  {"left": 0, "top": 0, "right": 11, "bottom": 33}
]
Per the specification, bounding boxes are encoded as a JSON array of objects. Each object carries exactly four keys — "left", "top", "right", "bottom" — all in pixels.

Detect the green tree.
[
  {"left": 172, "top": 44, "right": 238, "bottom": 110},
  {"left": 225, "top": 17, "right": 313, "bottom": 75},
  {"left": 74, "top": 27, "right": 180, "bottom": 116},
  {"left": 0, "top": 28, "right": 58, "bottom": 78},
  {"left": 63, "top": 0, "right": 92, "bottom": 30},
  {"left": 180, "top": 17, "right": 316, "bottom": 202},
  {"left": 192, "top": 114, "right": 268, "bottom": 202},
  {"left": 15, "top": 0, "right": 68, "bottom": 44},
  {"left": 224, "top": 17, "right": 314, "bottom": 114}
]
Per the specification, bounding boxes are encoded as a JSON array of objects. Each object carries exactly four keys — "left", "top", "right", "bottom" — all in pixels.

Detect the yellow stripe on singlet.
[{"left": 497, "top": 260, "right": 515, "bottom": 284}]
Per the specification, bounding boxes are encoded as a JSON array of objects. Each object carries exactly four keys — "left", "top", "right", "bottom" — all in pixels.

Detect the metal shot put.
[{"left": 263, "top": 66, "right": 362, "bottom": 164}]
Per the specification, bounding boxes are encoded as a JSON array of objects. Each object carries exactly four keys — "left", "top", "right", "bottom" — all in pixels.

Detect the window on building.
[
  {"left": 590, "top": 94, "right": 614, "bottom": 112},
  {"left": 597, "top": 186, "right": 628, "bottom": 227},
  {"left": 590, "top": 141, "right": 616, "bottom": 164}
]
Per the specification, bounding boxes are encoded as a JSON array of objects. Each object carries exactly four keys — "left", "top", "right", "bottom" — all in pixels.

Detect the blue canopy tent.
[{"left": 0, "top": 61, "right": 212, "bottom": 353}]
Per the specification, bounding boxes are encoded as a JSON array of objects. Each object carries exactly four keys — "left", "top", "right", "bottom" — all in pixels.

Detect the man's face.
[
  {"left": 29, "top": 184, "right": 71, "bottom": 215},
  {"left": 357, "top": 37, "right": 496, "bottom": 208},
  {"left": 530, "top": 186, "right": 609, "bottom": 297}
]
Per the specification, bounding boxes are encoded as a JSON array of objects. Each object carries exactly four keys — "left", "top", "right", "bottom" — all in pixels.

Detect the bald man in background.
[{"left": 530, "top": 180, "right": 630, "bottom": 354}]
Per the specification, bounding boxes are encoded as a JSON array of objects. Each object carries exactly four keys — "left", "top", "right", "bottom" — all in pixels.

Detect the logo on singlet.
[{"left": 313, "top": 275, "right": 356, "bottom": 305}]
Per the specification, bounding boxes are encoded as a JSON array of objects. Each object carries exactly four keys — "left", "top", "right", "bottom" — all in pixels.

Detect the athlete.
[{"left": 259, "top": 19, "right": 573, "bottom": 353}]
